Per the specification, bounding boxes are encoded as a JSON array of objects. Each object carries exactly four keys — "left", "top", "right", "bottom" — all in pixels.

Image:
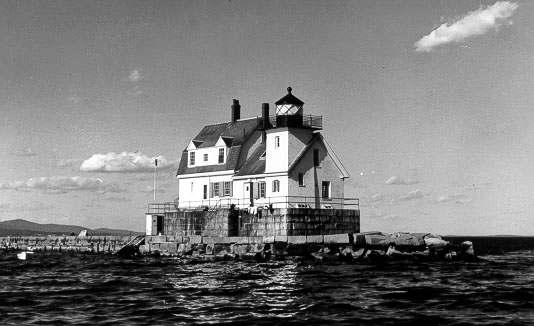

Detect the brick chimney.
[
  {"left": 231, "top": 99, "right": 240, "bottom": 122},
  {"left": 262, "top": 103, "right": 269, "bottom": 143}
]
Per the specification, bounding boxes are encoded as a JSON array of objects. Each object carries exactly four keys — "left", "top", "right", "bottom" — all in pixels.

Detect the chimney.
[
  {"left": 262, "top": 103, "right": 269, "bottom": 130},
  {"left": 231, "top": 99, "right": 240, "bottom": 122},
  {"left": 262, "top": 103, "right": 269, "bottom": 143}
]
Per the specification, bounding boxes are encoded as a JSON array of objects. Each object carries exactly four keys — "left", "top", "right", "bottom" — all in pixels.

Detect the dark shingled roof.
[
  {"left": 176, "top": 145, "right": 242, "bottom": 175},
  {"left": 235, "top": 144, "right": 266, "bottom": 176},
  {"left": 192, "top": 118, "right": 260, "bottom": 148},
  {"left": 177, "top": 118, "right": 262, "bottom": 176},
  {"left": 275, "top": 87, "right": 304, "bottom": 106}
]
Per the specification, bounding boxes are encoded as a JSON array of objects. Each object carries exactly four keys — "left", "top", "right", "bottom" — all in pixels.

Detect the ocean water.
[{"left": 2, "top": 243, "right": 534, "bottom": 325}]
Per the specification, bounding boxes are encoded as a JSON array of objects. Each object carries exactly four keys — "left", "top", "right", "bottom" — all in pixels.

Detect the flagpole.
[{"left": 153, "top": 158, "right": 158, "bottom": 202}]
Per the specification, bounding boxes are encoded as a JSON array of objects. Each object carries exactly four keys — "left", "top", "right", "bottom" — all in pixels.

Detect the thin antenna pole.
[{"left": 153, "top": 158, "right": 158, "bottom": 201}]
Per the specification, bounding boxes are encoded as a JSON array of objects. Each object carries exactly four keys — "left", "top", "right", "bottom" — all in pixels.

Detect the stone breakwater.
[
  {"left": 143, "top": 232, "right": 476, "bottom": 262},
  {"left": 0, "top": 235, "right": 135, "bottom": 254},
  {"left": 0, "top": 232, "right": 475, "bottom": 262}
]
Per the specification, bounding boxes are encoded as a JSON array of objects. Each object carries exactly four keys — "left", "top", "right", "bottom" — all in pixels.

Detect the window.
[
  {"left": 274, "top": 136, "right": 280, "bottom": 148},
  {"left": 259, "top": 182, "right": 266, "bottom": 198},
  {"left": 272, "top": 180, "right": 280, "bottom": 192},
  {"left": 218, "top": 148, "right": 225, "bottom": 164},
  {"left": 322, "top": 181, "right": 331, "bottom": 199},
  {"left": 203, "top": 153, "right": 208, "bottom": 161},
  {"left": 223, "top": 181, "right": 232, "bottom": 197},
  {"left": 189, "top": 151, "right": 195, "bottom": 165},
  {"left": 203, "top": 185, "right": 208, "bottom": 199},
  {"left": 313, "top": 149, "right": 320, "bottom": 167},
  {"left": 190, "top": 182, "right": 194, "bottom": 192},
  {"left": 212, "top": 182, "right": 220, "bottom": 197},
  {"left": 298, "top": 173, "right": 304, "bottom": 186}
]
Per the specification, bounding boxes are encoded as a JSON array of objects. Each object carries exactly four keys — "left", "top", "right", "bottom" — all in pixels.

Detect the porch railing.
[{"left": 147, "top": 196, "right": 359, "bottom": 214}]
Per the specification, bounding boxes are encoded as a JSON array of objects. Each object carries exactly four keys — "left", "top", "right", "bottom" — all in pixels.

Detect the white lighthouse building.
[{"left": 175, "top": 87, "right": 352, "bottom": 210}]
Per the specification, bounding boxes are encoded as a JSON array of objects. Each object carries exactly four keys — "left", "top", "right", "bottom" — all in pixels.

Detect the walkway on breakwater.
[{"left": 0, "top": 235, "right": 135, "bottom": 254}]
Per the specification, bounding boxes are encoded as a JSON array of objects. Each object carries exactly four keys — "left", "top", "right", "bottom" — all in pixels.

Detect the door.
[
  {"left": 156, "top": 215, "right": 164, "bottom": 235},
  {"left": 244, "top": 182, "right": 254, "bottom": 207}
]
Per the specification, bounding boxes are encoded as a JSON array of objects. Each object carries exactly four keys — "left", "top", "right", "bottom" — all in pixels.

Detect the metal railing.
[
  {"left": 147, "top": 196, "right": 359, "bottom": 214},
  {"left": 267, "top": 114, "right": 323, "bottom": 130}
]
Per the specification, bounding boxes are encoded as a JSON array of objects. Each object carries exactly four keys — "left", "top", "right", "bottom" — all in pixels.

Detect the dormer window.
[
  {"left": 189, "top": 152, "right": 196, "bottom": 166},
  {"left": 218, "top": 148, "right": 225, "bottom": 164}
]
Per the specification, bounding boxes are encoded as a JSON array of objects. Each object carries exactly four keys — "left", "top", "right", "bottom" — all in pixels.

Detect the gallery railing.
[
  {"left": 147, "top": 196, "right": 359, "bottom": 214},
  {"left": 267, "top": 114, "right": 323, "bottom": 130}
]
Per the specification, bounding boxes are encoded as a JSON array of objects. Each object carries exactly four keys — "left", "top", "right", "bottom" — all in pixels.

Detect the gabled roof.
[
  {"left": 192, "top": 118, "right": 260, "bottom": 149},
  {"left": 288, "top": 133, "right": 350, "bottom": 179},
  {"left": 275, "top": 87, "right": 304, "bottom": 106},
  {"left": 235, "top": 144, "right": 266, "bottom": 176}
]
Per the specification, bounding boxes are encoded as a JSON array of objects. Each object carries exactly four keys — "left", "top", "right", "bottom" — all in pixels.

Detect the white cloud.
[
  {"left": 385, "top": 176, "right": 418, "bottom": 185},
  {"left": 0, "top": 176, "right": 124, "bottom": 194},
  {"left": 128, "top": 69, "right": 143, "bottom": 82},
  {"left": 12, "top": 148, "right": 37, "bottom": 157},
  {"left": 80, "top": 152, "right": 175, "bottom": 173},
  {"left": 437, "top": 193, "right": 470, "bottom": 204},
  {"left": 399, "top": 189, "right": 424, "bottom": 201},
  {"left": 370, "top": 194, "right": 384, "bottom": 202},
  {"left": 415, "top": 1, "right": 518, "bottom": 52}
]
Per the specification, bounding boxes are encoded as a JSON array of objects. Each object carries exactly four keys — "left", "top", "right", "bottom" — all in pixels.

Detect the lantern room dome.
[{"left": 275, "top": 87, "right": 304, "bottom": 115}]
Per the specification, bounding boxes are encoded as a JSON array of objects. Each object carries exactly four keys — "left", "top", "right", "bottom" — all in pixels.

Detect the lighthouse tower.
[{"left": 265, "top": 87, "right": 319, "bottom": 174}]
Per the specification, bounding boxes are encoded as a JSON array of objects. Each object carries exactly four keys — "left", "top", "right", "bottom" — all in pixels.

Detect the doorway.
[
  {"left": 244, "top": 182, "right": 254, "bottom": 207},
  {"left": 156, "top": 215, "right": 164, "bottom": 235}
]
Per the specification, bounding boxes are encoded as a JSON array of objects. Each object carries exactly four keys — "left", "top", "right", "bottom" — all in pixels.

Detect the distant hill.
[{"left": 0, "top": 219, "right": 142, "bottom": 236}]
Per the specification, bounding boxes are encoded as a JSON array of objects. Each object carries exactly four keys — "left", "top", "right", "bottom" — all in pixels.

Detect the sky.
[{"left": 1, "top": 0, "right": 533, "bottom": 235}]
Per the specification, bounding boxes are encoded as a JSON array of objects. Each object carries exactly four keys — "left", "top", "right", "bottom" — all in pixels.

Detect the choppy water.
[{"left": 2, "top": 249, "right": 534, "bottom": 325}]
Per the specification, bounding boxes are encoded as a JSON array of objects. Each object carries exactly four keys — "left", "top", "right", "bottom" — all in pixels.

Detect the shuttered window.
[
  {"left": 223, "top": 181, "right": 232, "bottom": 197},
  {"left": 210, "top": 181, "right": 232, "bottom": 197},
  {"left": 214, "top": 182, "right": 220, "bottom": 197},
  {"left": 259, "top": 182, "right": 266, "bottom": 198}
]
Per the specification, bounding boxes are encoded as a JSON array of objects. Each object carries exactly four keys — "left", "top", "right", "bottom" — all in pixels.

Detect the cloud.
[
  {"left": 128, "top": 69, "right": 143, "bottom": 82},
  {"left": 385, "top": 176, "right": 418, "bottom": 185},
  {"left": 80, "top": 152, "right": 176, "bottom": 173},
  {"left": 415, "top": 1, "right": 518, "bottom": 52},
  {"left": 0, "top": 176, "right": 124, "bottom": 194},
  {"left": 12, "top": 148, "right": 37, "bottom": 157},
  {"left": 399, "top": 189, "right": 424, "bottom": 201},
  {"left": 437, "top": 193, "right": 470, "bottom": 205}
]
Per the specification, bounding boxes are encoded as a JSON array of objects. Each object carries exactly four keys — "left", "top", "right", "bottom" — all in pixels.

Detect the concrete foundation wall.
[{"left": 161, "top": 207, "right": 360, "bottom": 238}]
